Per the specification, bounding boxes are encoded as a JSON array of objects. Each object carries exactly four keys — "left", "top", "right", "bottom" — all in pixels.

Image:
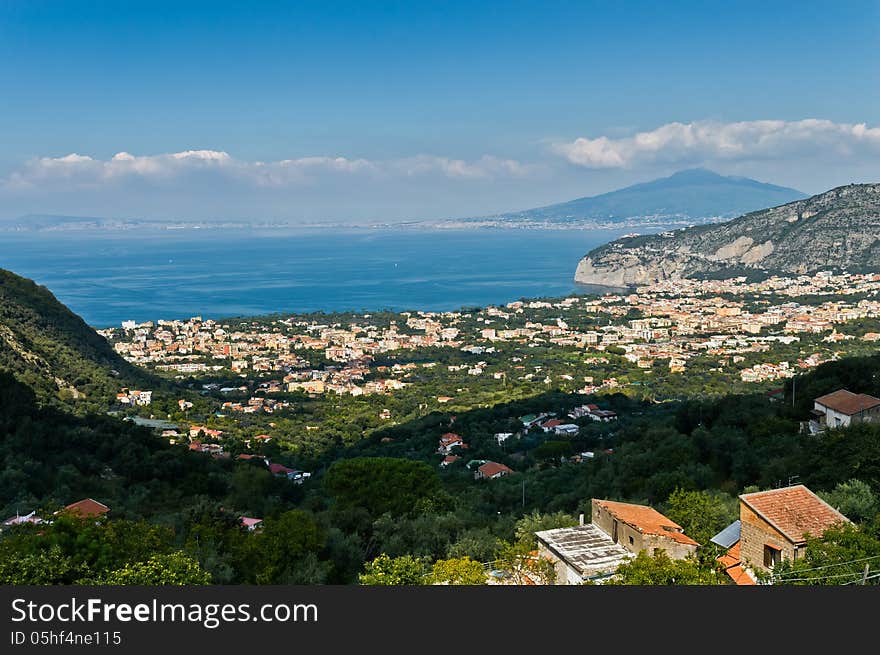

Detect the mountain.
[
  {"left": 574, "top": 183, "right": 880, "bottom": 287},
  {"left": 465, "top": 169, "right": 807, "bottom": 227},
  {"left": 0, "top": 268, "right": 153, "bottom": 404}
]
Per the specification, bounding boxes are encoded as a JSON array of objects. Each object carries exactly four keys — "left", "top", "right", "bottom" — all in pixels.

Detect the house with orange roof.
[
  {"left": 56, "top": 498, "right": 110, "bottom": 520},
  {"left": 591, "top": 499, "right": 699, "bottom": 560},
  {"left": 474, "top": 461, "right": 513, "bottom": 480},
  {"left": 438, "top": 432, "right": 466, "bottom": 455},
  {"left": 737, "top": 485, "right": 850, "bottom": 576}
]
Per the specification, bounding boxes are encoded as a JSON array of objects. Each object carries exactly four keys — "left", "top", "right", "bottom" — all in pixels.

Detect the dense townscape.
[{"left": 102, "top": 270, "right": 880, "bottom": 412}]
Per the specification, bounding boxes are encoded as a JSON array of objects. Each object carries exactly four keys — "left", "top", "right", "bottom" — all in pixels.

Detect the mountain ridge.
[{"left": 573, "top": 182, "right": 880, "bottom": 287}]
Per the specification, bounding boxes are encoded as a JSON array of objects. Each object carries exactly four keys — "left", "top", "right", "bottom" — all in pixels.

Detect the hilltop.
[
  {"left": 454, "top": 169, "right": 806, "bottom": 228},
  {"left": 0, "top": 267, "right": 154, "bottom": 405},
  {"left": 574, "top": 183, "right": 880, "bottom": 287}
]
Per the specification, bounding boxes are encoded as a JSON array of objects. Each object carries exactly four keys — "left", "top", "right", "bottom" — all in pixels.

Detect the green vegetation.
[
  {"left": 603, "top": 551, "right": 723, "bottom": 585},
  {"left": 1, "top": 266, "right": 879, "bottom": 586},
  {"left": 0, "top": 268, "right": 157, "bottom": 410}
]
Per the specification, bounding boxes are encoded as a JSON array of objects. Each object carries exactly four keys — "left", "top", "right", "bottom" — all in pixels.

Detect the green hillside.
[{"left": 0, "top": 267, "right": 154, "bottom": 407}]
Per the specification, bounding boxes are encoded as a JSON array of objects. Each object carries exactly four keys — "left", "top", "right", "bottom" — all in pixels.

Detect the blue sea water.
[{"left": 0, "top": 228, "right": 638, "bottom": 327}]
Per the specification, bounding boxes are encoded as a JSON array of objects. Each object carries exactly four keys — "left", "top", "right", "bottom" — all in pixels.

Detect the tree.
[
  {"left": 429, "top": 556, "right": 486, "bottom": 585},
  {"left": 324, "top": 457, "right": 442, "bottom": 517},
  {"left": 767, "top": 524, "right": 880, "bottom": 585},
  {"left": 99, "top": 552, "right": 212, "bottom": 585},
  {"left": 604, "top": 551, "right": 722, "bottom": 585},
  {"left": 819, "top": 479, "right": 879, "bottom": 524},
  {"left": 249, "top": 510, "right": 327, "bottom": 584},
  {"left": 514, "top": 510, "right": 578, "bottom": 548},
  {"left": 358, "top": 553, "right": 427, "bottom": 585},
  {"left": 663, "top": 488, "right": 737, "bottom": 546},
  {"left": 494, "top": 540, "right": 556, "bottom": 585},
  {"left": 0, "top": 544, "right": 89, "bottom": 585},
  {"left": 447, "top": 528, "right": 502, "bottom": 562}
]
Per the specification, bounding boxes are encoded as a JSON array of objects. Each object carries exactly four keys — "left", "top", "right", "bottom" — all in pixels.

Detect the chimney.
[{"left": 579, "top": 513, "right": 585, "bottom": 526}]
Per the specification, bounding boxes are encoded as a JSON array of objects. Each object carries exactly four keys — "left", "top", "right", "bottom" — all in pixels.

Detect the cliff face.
[{"left": 574, "top": 183, "right": 880, "bottom": 287}]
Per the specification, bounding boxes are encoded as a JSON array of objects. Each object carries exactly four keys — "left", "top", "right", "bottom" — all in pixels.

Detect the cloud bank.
[
  {"left": 2, "top": 150, "right": 531, "bottom": 191},
  {"left": 554, "top": 119, "right": 880, "bottom": 168},
  {"left": 1, "top": 118, "right": 876, "bottom": 222}
]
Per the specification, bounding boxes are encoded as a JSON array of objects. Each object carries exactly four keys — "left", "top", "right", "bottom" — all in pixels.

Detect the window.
[
  {"left": 764, "top": 543, "right": 782, "bottom": 568},
  {"left": 629, "top": 536, "right": 634, "bottom": 545}
]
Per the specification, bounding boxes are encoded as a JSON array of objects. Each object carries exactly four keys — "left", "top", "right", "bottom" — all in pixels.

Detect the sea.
[{"left": 0, "top": 227, "right": 643, "bottom": 328}]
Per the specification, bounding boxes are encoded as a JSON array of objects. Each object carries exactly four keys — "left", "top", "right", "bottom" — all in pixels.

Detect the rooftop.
[
  {"left": 739, "top": 485, "right": 850, "bottom": 544},
  {"left": 536, "top": 524, "right": 632, "bottom": 579},
  {"left": 593, "top": 499, "right": 699, "bottom": 546},
  {"left": 59, "top": 498, "right": 110, "bottom": 518},
  {"left": 814, "top": 389, "right": 880, "bottom": 416},
  {"left": 478, "top": 461, "right": 513, "bottom": 477},
  {"left": 710, "top": 520, "right": 741, "bottom": 549}
]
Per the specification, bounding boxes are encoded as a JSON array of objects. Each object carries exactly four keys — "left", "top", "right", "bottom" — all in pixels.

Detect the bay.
[{"left": 0, "top": 227, "right": 641, "bottom": 327}]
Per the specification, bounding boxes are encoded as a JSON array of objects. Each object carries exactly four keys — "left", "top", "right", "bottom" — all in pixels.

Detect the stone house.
[
  {"left": 591, "top": 499, "right": 699, "bottom": 560},
  {"left": 738, "top": 485, "right": 850, "bottom": 575}
]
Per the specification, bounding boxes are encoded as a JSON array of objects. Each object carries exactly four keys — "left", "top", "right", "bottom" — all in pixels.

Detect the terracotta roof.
[
  {"left": 739, "top": 485, "right": 850, "bottom": 544},
  {"left": 716, "top": 540, "right": 755, "bottom": 585},
  {"left": 814, "top": 389, "right": 880, "bottom": 416},
  {"left": 726, "top": 563, "right": 756, "bottom": 586},
  {"left": 60, "top": 498, "right": 109, "bottom": 518},
  {"left": 592, "top": 499, "right": 699, "bottom": 546},
  {"left": 478, "top": 461, "right": 513, "bottom": 477},
  {"left": 716, "top": 541, "right": 742, "bottom": 569}
]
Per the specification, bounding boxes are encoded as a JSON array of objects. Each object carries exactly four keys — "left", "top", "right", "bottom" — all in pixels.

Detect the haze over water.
[{"left": 0, "top": 228, "right": 640, "bottom": 327}]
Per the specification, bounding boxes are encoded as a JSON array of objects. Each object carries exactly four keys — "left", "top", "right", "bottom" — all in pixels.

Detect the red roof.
[
  {"left": 478, "top": 461, "right": 513, "bottom": 478},
  {"left": 541, "top": 419, "right": 564, "bottom": 428},
  {"left": 593, "top": 499, "right": 699, "bottom": 546},
  {"left": 60, "top": 498, "right": 109, "bottom": 518},
  {"left": 717, "top": 541, "right": 742, "bottom": 569},
  {"left": 740, "top": 485, "right": 850, "bottom": 544},
  {"left": 268, "top": 463, "right": 294, "bottom": 475},
  {"left": 716, "top": 541, "right": 755, "bottom": 585}
]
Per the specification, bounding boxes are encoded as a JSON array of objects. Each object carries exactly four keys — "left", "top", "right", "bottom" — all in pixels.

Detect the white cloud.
[
  {"left": 554, "top": 119, "right": 880, "bottom": 168},
  {"left": 2, "top": 149, "right": 529, "bottom": 191},
  {"left": 395, "top": 154, "right": 532, "bottom": 179}
]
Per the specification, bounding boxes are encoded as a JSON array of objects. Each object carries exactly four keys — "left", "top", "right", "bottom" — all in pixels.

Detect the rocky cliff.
[{"left": 574, "top": 183, "right": 880, "bottom": 287}]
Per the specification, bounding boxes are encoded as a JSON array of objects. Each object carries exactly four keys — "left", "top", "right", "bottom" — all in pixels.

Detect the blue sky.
[{"left": 1, "top": 0, "right": 878, "bottom": 221}]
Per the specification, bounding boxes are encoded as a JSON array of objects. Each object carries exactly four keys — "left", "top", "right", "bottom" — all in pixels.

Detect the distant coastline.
[{"left": 0, "top": 217, "right": 709, "bottom": 233}]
